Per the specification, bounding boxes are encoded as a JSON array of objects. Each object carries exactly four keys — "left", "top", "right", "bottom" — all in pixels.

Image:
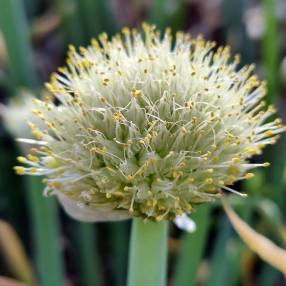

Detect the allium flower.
[
  {"left": 15, "top": 23, "right": 284, "bottom": 222},
  {"left": 0, "top": 92, "right": 42, "bottom": 141}
]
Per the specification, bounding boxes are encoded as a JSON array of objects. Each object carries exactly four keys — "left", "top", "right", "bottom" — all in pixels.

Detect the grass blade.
[
  {"left": 77, "top": 0, "right": 117, "bottom": 43},
  {"left": 0, "top": 1, "right": 66, "bottom": 285},
  {"left": 27, "top": 177, "right": 65, "bottom": 286},
  {"left": 0, "top": 0, "right": 38, "bottom": 89},
  {"left": 109, "top": 222, "right": 130, "bottom": 286},
  {"left": 71, "top": 222, "right": 102, "bottom": 286},
  {"left": 173, "top": 205, "right": 211, "bottom": 286},
  {"left": 257, "top": 265, "right": 280, "bottom": 286},
  {"left": 262, "top": 0, "right": 279, "bottom": 105},
  {"left": 53, "top": 0, "right": 84, "bottom": 46},
  {"left": 149, "top": 0, "right": 167, "bottom": 30},
  {"left": 0, "top": 220, "right": 37, "bottom": 285},
  {"left": 223, "top": 199, "right": 286, "bottom": 275},
  {"left": 204, "top": 215, "right": 233, "bottom": 286}
]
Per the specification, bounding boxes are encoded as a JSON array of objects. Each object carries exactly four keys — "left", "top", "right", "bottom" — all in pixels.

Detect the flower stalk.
[{"left": 127, "top": 218, "right": 168, "bottom": 286}]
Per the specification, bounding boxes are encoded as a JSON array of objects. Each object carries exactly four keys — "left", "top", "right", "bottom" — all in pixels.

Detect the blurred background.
[{"left": 0, "top": 0, "right": 286, "bottom": 285}]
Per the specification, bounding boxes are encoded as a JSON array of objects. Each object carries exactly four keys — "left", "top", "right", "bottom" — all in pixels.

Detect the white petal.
[
  {"left": 57, "top": 193, "right": 131, "bottom": 222},
  {"left": 174, "top": 214, "right": 196, "bottom": 233}
]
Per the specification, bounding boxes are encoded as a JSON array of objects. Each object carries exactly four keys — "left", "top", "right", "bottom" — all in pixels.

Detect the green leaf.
[
  {"left": 70, "top": 222, "right": 102, "bottom": 286},
  {"left": 27, "top": 177, "right": 65, "bottom": 286},
  {"left": 0, "top": 0, "right": 39, "bottom": 89},
  {"left": 109, "top": 222, "right": 130, "bottom": 286},
  {"left": 173, "top": 205, "right": 211, "bottom": 286},
  {"left": 262, "top": 0, "right": 279, "bottom": 105}
]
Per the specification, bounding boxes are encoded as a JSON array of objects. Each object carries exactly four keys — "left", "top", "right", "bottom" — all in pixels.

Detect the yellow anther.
[
  {"left": 122, "top": 27, "right": 130, "bottom": 35},
  {"left": 57, "top": 67, "right": 67, "bottom": 73},
  {"left": 155, "top": 215, "right": 163, "bottom": 222},
  {"left": 102, "top": 78, "right": 110, "bottom": 86},
  {"left": 31, "top": 130, "right": 43, "bottom": 140},
  {"left": 127, "top": 175, "right": 134, "bottom": 181},
  {"left": 31, "top": 109, "right": 40, "bottom": 115},
  {"left": 17, "top": 156, "right": 27, "bottom": 163},
  {"left": 264, "top": 130, "right": 273, "bottom": 137},
  {"left": 112, "top": 112, "right": 124, "bottom": 121},
  {"left": 45, "top": 121, "right": 54, "bottom": 129},
  {"left": 91, "top": 38, "right": 99, "bottom": 48},
  {"left": 131, "top": 89, "right": 142, "bottom": 97},
  {"left": 226, "top": 175, "right": 236, "bottom": 184},
  {"left": 30, "top": 168, "right": 37, "bottom": 174},
  {"left": 234, "top": 54, "right": 241, "bottom": 64},
  {"left": 245, "top": 173, "right": 254, "bottom": 179},
  {"left": 79, "top": 46, "right": 87, "bottom": 54},
  {"left": 205, "top": 178, "right": 213, "bottom": 184},
  {"left": 231, "top": 157, "right": 240, "bottom": 164},
  {"left": 191, "top": 117, "right": 197, "bottom": 124},
  {"left": 68, "top": 44, "right": 76, "bottom": 52},
  {"left": 27, "top": 154, "right": 39, "bottom": 163},
  {"left": 268, "top": 105, "right": 276, "bottom": 113},
  {"left": 48, "top": 182, "right": 62, "bottom": 189},
  {"left": 244, "top": 147, "right": 258, "bottom": 155},
  {"left": 14, "top": 166, "right": 25, "bottom": 175},
  {"left": 263, "top": 162, "right": 270, "bottom": 167},
  {"left": 146, "top": 200, "right": 152, "bottom": 207}
]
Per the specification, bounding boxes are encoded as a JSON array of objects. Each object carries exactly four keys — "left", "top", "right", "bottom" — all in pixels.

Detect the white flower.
[
  {"left": 0, "top": 92, "right": 38, "bottom": 138},
  {"left": 15, "top": 23, "right": 284, "bottom": 222},
  {"left": 0, "top": 91, "right": 46, "bottom": 153}
]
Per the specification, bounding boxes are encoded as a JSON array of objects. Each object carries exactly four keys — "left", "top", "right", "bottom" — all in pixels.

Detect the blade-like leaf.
[
  {"left": 0, "top": 221, "right": 37, "bottom": 286},
  {"left": 0, "top": 276, "right": 27, "bottom": 286},
  {"left": 0, "top": 0, "right": 39, "bottom": 89},
  {"left": 27, "top": 176, "right": 65, "bottom": 286},
  {"left": 223, "top": 199, "right": 286, "bottom": 275},
  {"left": 173, "top": 205, "right": 211, "bottom": 286}
]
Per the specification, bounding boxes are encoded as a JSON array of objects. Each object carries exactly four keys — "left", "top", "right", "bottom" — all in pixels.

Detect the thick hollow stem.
[{"left": 127, "top": 218, "right": 168, "bottom": 286}]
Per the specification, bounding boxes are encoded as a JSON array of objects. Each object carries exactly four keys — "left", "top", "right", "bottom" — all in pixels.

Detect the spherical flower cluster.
[{"left": 15, "top": 24, "right": 284, "bottom": 222}]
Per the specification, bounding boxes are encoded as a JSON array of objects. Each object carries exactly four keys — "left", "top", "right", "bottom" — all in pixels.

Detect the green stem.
[
  {"left": 127, "top": 218, "right": 168, "bottom": 286},
  {"left": 0, "top": 0, "right": 39, "bottom": 90}
]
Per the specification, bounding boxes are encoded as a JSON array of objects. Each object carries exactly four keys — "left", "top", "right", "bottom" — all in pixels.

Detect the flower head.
[{"left": 15, "top": 24, "right": 284, "bottom": 222}]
